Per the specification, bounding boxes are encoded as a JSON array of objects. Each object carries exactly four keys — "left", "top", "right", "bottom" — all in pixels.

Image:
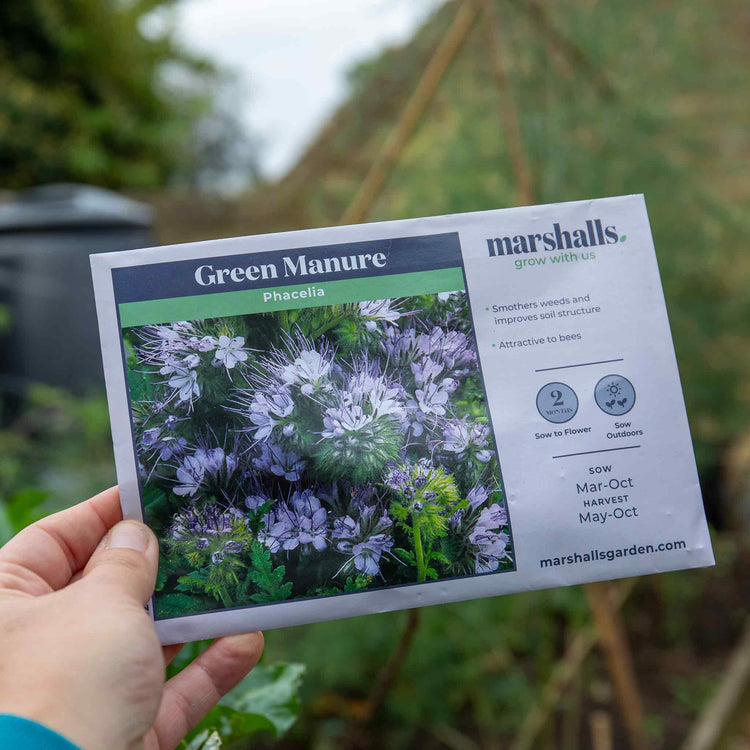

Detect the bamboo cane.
[
  {"left": 590, "top": 710, "right": 615, "bottom": 750},
  {"left": 358, "top": 608, "right": 421, "bottom": 724},
  {"left": 338, "top": 0, "right": 478, "bottom": 226},
  {"left": 511, "top": 0, "right": 616, "bottom": 101},
  {"left": 474, "top": 0, "right": 533, "bottom": 205},
  {"left": 341, "top": 609, "right": 421, "bottom": 748},
  {"left": 512, "top": 578, "right": 637, "bottom": 750},
  {"left": 585, "top": 581, "right": 648, "bottom": 750},
  {"left": 681, "top": 618, "right": 750, "bottom": 750}
]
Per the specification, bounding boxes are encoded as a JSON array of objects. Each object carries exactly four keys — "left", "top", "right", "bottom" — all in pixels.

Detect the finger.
[
  {"left": 78, "top": 520, "right": 159, "bottom": 605},
  {"left": 151, "top": 633, "right": 264, "bottom": 749},
  {"left": 163, "top": 643, "right": 185, "bottom": 667},
  {"left": 0, "top": 486, "right": 122, "bottom": 594}
]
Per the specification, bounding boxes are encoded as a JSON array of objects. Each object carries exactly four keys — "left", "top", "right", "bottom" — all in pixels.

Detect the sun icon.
[{"left": 606, "top": 381, "right": 622, "bottom": 397}]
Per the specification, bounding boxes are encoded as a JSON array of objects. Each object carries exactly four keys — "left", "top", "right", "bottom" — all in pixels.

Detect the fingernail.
[{"left": 108, "top": 522, "right": 149, "bottom": 552}]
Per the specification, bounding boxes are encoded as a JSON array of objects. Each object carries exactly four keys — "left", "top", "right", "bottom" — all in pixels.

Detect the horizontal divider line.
[
  {"left": 552, "top": 445, "right": 641, "bottom": 459},
  {"left": 535, "top": 358, "right": 624, "bottom": 373}
]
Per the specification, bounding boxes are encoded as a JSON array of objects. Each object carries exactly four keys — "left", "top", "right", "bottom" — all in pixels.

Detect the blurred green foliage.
[
  {"left": 670, "top": 675, "right": 718, "bottom": 717},
  {"left": 0, "top": 0, "right": 257, "bottom": 190},
  {"left": 0, "top": 385, "right": 115, "bottom": 526}
]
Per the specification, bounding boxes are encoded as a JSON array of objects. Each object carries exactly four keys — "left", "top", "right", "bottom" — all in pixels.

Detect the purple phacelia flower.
[
  {"left": 450, "top": 483, "right": 491, "bottom": 529},
  {"left": 136, "top": 322, "right": 203, "bottom": 371},
  {"left": 182, "top": 353, "right": 201, "bottom": 369},
  {"left": 259, "top": 489, "right": 329, "bottom": 554},
  {"left": 195, "top": 335, "right": 218, "bottom": 352},
  {"left": 333, "top": 504, "right": 394, "bottom": 577},
  {"left": 384, "top": 458, "right": 433, "bottom": 499},
  {"left": 280, "top": 349, "right": 332, "bottom": 394},
  {"left": 380, "top": 328, "right": 419, "bottom": 361},
  {"left": 318, "top": 358, "right": 405, "bottom": 445},
  {"left": 170, "top": 504, "right": 246, "bottom": 542},
  {"left": 402, "top": 399, "right": 427, "bottom": 437},
  {"left": 322, "top": 401, "right": 373, "bottom": 438},
  {"left": 441, "top": 418, "right": 493, "bottom": 462},
  {"left": 193, "top": 446, "right": 225, "bottom": 474},
  {"left": 253, "top": 440, "right": 306, "bottom": 481},
  {"left": 213, "top": 335, "right": 249, "bottom": 370},
  {"left": 245, "top": 388, "right": 294, "bottom": 440},
  {"left": 467, "top": 484, "right": 490, "bottom": 510},
  {"left": 245, "top": 494, "right": 270, "bottom": 511},
  {"left": 167, "top": 367, "right": 200, "bottom": 405},
  {"left": 140, "top": 426, "right": 187, "bottom": 462},
  {"left": 417, "top": 328, "right": 476, "bottom": 372},
  {"left": 469, "top": 504, "right": 510, "bottom": 573},
  {"left": 346, "top": 361, "right": 405, "bottom": 421},
  {"left": 410, "top": 358, "right": 444, "bottom": 386},
  {"left": 358, "top": 298, "right": 409, "bottom": 331},
  {"left": 173, "top": 454, "right": 205, "bottom": 497},
  {"left": 173, "top": 446, "right": 238, "bottom": 497},
  {"left": 414, "top": 380, "right": 450, "bottom": 417}
]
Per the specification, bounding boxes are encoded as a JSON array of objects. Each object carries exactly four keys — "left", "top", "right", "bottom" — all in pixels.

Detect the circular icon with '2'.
[{"left": 536, "top": 382, "right": 578, "bottom": 423}]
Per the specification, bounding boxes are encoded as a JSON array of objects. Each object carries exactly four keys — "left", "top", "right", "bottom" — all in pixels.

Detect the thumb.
[{"left": 80, "top": 520, "right": 159, "bottom": 605}]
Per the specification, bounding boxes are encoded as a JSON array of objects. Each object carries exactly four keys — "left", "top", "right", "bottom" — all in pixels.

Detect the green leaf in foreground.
[
  {"left": 181, "top": 662, "right": 306, "bottom": 746},
  {"left": 181, "top": 729, "right": 222, "bottom": 749},
  {"left": 221, "top": 662, "right": 306, "bottom": 735}
]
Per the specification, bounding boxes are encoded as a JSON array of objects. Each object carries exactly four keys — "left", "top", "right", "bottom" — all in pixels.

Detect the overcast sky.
[{"left": 174, "top": 0, "right": 442, "bottom": 178}]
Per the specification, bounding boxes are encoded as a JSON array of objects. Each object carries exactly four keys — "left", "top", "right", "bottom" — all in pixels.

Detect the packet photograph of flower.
[{"left": 123, "top": 291, "right": 515, "bottom": 619}]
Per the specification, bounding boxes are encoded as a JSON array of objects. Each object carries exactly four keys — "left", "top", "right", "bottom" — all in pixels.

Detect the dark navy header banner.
[{"left": 113, "top": 232, "right": 462, "bottom": 304}]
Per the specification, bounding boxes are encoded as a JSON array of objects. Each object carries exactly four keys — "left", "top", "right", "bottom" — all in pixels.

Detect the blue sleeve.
[{"left": 0, "top": 714, "right": 80, "bottom": 749}]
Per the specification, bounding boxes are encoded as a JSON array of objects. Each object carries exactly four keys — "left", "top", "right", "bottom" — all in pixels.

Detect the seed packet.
[{"left": 91, "top": 195, "right": 713, "bottom": 645}]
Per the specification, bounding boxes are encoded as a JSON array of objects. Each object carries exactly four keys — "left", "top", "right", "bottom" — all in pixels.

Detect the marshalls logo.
[{"left": 486, "top": 219, "right": 625, "bottom": 257}]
